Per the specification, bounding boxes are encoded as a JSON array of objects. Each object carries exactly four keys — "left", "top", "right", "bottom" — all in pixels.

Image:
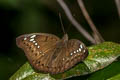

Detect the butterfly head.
[{"left": 62, "top": 34, "right": 68, "bottom": 43}]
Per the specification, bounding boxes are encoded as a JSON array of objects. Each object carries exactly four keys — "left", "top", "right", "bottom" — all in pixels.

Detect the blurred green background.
[{"left": 0, "top": 0, "right": 120, "bottom": 80}]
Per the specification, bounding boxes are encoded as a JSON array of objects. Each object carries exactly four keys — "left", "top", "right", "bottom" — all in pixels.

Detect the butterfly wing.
[
  {"left": 16, "top": 33, "right": 61, "bottom": 72},
  {"left": 46, "top": 39, "right": 88, "bottom": 74},
  {"left": 65, "top": 39, "right": 88, "bottom": 70}
]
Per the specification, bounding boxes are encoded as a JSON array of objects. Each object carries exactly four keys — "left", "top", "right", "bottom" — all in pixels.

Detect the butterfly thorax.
[{"left": 61, "top": 34, "right": 68, "bottom": 43}]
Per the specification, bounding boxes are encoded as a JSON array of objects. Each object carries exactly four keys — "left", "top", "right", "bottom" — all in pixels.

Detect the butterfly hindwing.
[
  {"left": 65, "top": 39, "right": 88, "bottom": 68},
  {"left": 46, "top": 39, "right": 88, "bottom": 74}
]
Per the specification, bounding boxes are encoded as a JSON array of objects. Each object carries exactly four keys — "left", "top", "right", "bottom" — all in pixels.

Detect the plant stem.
[
  {"left": 115, "top": 0, "right": 120, "bottom": 18},
  {"left": 77, "top": 0, "right": 104, "bottom": 44},
  {"left": 57, "top": 0, "right": 95, "bottom": 44}
]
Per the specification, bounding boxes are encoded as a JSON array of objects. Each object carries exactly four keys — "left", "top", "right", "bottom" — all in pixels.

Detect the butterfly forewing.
[
  {"left": 16, "top": 33, "right": 88, "bottom": 74},
  {"left": 16, "top": 33, "right": 60, "bottom": 69}
]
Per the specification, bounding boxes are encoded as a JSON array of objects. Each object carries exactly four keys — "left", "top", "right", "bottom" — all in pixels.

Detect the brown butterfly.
[{"left": 16, "top": 33, "right": 88, "bottom": 74}]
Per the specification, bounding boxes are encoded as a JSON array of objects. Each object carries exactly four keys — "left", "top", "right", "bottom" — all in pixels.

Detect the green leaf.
[
  {"left": 107, "top": 73, "right": 120, "bottom": 80},
  {"left": 84, "top": 42, "right": 120, "bottom": 72},
  {"left": 9, "top": 42, "right": 120, "bottom": 80},
  {"left": 10, "top": 62, "right": 34, "bottom": 80},
  {"left": 9, "top": 62, "right": 55, "bottom": 80},
  {"left": 87, "top": 61, "right": 120, "bottom": 80},
  {"left": 22, "top": 72, "right": 55, "bottom": 80}
]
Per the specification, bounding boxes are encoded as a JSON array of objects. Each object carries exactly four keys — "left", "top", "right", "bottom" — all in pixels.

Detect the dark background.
[{"left": 0, "top": 0, "right": 120, "bottom": 80}]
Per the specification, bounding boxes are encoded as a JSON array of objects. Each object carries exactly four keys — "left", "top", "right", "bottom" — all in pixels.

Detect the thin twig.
[
  {"left": 57, "top": 0, "right": 95, "bottom": 44},
  {"left": 115, "top": 0, "right": 120, "bottom": 18},
  {"left": 77, "top": 0, "right": 104, "bottom": 44}
]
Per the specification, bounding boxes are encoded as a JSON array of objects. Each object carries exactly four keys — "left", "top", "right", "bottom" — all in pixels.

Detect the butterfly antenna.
[
  {"left": 59, "top": 13, "right": 66, "bottom": 34},
  {"left": 66, "top": 21, "right": 72, "bottom": 33}
]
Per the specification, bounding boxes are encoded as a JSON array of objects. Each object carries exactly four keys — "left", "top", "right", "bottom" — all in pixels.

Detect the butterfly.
[{"left": 16, "top": 33, "right": 88, "bottom": 74}]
